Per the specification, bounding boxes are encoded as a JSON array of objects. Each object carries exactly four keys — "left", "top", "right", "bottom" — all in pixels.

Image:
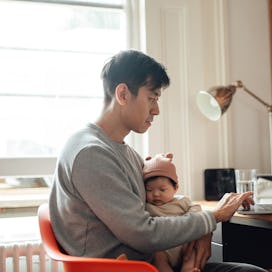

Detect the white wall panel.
[
  {"left": 227, "top": 0, "right": 271, "bottom": 173},
  {"left": 143, "top": 0, "right": 227, "bottom": 199},
  {"left": 142, "top": 0, "right": 271, "bottom": 199}
]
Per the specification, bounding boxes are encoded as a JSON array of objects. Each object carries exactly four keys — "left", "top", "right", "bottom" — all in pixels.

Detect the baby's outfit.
[
  {"left": 143, "top": 153, "right": 201, "bottom": 267},
  {"left": 146, "top": 195, "right": 201, "bottom": 267}
]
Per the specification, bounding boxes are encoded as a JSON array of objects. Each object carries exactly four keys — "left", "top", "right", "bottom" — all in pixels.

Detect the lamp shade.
[
  {"left": 197, "top": 85, "right": 236, "bottom": 121},
  {"left": 197, "top": 80, "right": 272, "bottom": 172}
]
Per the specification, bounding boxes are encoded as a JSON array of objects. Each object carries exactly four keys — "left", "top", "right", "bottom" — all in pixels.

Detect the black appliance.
[{"left": 204, "top": 168, "right": 236, "bottom": 201}]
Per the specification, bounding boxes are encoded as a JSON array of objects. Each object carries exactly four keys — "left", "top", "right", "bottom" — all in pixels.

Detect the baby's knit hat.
[{"left": 143, "top": 153, "right": 178, "bottom": 183}]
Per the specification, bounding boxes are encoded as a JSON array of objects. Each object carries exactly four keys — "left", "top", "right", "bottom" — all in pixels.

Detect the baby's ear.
[
  {"left": 145, "top": 156, "right": 152, "bottom": 161},
  {"left": 165, "top": 153, "right": 173, "bottom": 159},
  {"left": 174, "top": 183, "right": 179, "bottom": 192}
]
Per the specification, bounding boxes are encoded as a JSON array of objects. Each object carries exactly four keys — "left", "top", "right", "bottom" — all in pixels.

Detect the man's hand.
[
  {"left": 183, "top": 233, "right": 212, "bottom": 270},
  {"left": 213, "top": 191, "right": 254, "bottom": 222},
  {"left": 183, "top": 192, "right": 253, "bottom": 269}
]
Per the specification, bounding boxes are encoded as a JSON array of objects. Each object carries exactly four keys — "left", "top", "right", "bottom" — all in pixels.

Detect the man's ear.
[{"left": 115, "top": 83, "right": 130, "bottom": 105}]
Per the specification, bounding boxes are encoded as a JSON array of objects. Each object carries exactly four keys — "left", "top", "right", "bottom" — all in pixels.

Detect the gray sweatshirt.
[{"left": 49, "top": 123, "right": 216, "bottom": 261}]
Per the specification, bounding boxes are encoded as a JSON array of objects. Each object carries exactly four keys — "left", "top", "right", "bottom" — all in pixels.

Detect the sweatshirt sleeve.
[{"left": 72, "top": 146, "right": 217, "bottom": 253}]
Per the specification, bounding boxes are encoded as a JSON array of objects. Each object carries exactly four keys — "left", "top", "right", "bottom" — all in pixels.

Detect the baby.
[{"left": 143, "top": 153, "right": 201, "bottom": 272}]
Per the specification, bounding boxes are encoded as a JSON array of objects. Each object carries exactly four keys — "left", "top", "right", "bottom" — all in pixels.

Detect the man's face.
[{"left": 123, "top": 85, "right": 161, "bottom": 134}]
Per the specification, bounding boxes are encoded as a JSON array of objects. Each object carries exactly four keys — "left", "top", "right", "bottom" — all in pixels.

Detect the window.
[
  {"left": 0, "top": 0, "right": 126, "bottom": 158},
  {"left": 0, "top": 0, "right": 129, "bottom": 212}
]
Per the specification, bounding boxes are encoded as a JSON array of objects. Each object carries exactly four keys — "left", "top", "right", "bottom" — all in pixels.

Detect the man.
[{"left": 49, "top": 50, "right": 265, "bottom": 271}]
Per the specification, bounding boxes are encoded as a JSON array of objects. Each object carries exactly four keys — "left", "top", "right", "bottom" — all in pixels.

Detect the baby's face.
[{"left": 145, "top": 177, "right": 178, "bottom": 206}]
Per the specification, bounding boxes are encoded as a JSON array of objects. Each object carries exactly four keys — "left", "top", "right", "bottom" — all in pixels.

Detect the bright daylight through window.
[
  {"left": 0, "top": 0, "right": 126, "bottom": 158},
  {"left": 0, "top": 0, "right": 127, "bottom": 207}
]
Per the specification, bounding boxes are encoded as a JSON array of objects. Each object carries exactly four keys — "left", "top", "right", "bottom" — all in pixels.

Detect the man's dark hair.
[{"left": 100, "top": 50, "right": 170, "bottom": 103}]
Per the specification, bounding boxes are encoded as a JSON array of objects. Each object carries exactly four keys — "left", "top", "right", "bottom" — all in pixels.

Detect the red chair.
[{"left": 38, "top": 203, "right": 158, "bottom": 272}]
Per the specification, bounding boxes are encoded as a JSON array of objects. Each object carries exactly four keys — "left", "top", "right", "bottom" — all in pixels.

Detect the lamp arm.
[
  {"left": 236, "top": 80, "right": 272, "bottom": 171},
  {"left": 236, "top": 80, "right": 272, "bottom": 112},
  {"left": 243, "top": 86, "right": 272, "bottom": 112},
  {"left": 244, "top": 87, "right": 272, "bottom": 171}
]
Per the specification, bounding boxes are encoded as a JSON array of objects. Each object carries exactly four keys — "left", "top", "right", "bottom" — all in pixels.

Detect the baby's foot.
[{"left": 116, "top": 253, "right": 128, "bottom": 260}]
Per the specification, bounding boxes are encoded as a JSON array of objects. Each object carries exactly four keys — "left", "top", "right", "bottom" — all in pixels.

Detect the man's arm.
[
  {"left": 184, "top": 191, "right": 254, "bottom": 269},
  {"left": 73, "top": 146, "right": 216, "bottom": 253}
]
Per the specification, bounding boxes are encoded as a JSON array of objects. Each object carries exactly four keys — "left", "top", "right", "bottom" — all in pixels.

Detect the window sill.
[{"left": 0, "top": 187, "right": 49, "bottom": 218}]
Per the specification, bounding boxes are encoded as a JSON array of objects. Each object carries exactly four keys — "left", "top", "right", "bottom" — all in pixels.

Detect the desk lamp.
[{"left": 196, "top": 80, "right": 272, "bottom": 171}]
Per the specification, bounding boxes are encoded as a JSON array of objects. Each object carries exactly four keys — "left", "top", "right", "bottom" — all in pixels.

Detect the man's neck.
[{"left": 95, "top": 112, "right": 129, "bottom": 144}]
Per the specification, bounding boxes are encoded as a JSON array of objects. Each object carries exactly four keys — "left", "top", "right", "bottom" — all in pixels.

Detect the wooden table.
[{"left": 197, "top": 201, "right": 272, "bottom": 269}]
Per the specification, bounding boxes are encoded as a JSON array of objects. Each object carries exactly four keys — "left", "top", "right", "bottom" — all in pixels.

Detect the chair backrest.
[{"left": 38, "top": 203, "right": 158, "bottom": 272}]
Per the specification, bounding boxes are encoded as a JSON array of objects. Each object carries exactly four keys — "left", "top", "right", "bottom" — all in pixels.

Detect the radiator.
[{"left": 0, "top": 241, "right": 61, "bottom": 272}]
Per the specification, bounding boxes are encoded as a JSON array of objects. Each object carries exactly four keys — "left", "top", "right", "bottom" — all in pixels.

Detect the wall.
[
  {"left": 141, "top": 0, "right": 271, "bottom": 199},
  {"left": 227, "top": 0, "right": 271, "bottom": 172}
]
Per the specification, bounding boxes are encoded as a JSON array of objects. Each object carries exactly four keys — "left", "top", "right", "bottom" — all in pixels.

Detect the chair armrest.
[{"left": 62, "top": 257, "right": 158, "bottom": 272}]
